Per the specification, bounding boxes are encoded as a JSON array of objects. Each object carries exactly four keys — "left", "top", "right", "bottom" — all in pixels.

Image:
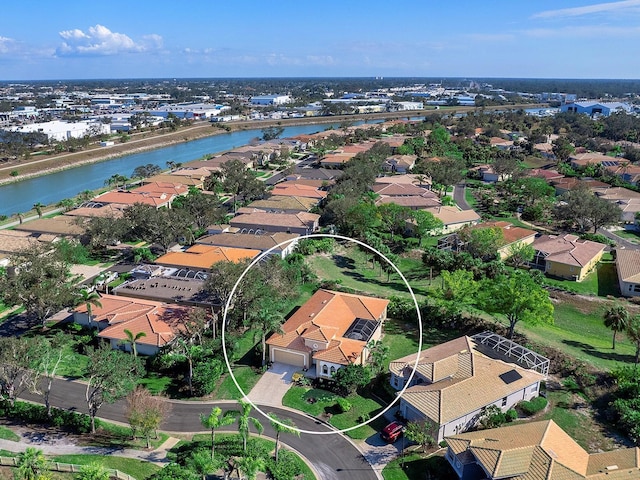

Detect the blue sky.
[{"left": 2, "top": 0, "right": 640, "bottom": 80}]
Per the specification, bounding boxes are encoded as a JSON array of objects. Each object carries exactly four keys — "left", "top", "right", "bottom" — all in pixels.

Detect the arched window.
[
  {"left": 330, "top": 366, "right": 336, "bottom": 375},
  {"left": 322, "top": 365, "right": 328, "bottom": 375}
]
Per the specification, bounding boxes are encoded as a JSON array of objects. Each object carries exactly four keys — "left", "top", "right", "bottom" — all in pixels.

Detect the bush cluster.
[{"left": 519, "top": 396, "right": 548, "bottom": 415}]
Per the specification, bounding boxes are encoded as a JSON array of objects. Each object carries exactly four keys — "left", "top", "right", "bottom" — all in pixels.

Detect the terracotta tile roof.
[
  {"left": 134, "top": 182, "right": 189, "bottom": 196},
  {"left": 320, "top": 152, "right": 356, "bottom": 166},
  {"left": 0, "top": 231, "right": 40, "bottom": 254},
  {"left": 551, "top": 178, "right": 610, "bottom": 192},
  {"left": 170, "top": 167, "right": 211, "bottom": 178},
  {"left": 376, "top": 195, "right": 441, "bottom": 209},
  {"left": 533, "top": 234, "right": 605, "bottom": 268},
  {"left": 471, "top": 221, "right": 537, "bottom": 245},
  {"left": 93, "top": 190, "right": 173, "bottom": 208},
  {"left": 230, "top": 212, "right": 320, "bottom": 230},
  {"left": 527, "top": 168, "right": 564, "bottom": 181},
  {"left": 375, "top": 174, "right": 431, "bottom": 187},
  {"left": 74, "top": 294, "right": 165, "bottom": 326},
  {"left": 271, "top": 182, "right": 327, "bottom": 199},
  {"left": 155, "top": 244, "right": 259, "bottom": 270},
  {"left": 446, "top": 420, "right": 640, "bottom": 480},
  {"left": 616, "top": 249, "right": 640, "bottom": 283},
  {"left": 372, "top": 183, "right": 436, "bottom": 197},
  {"left": 64, "top": 203, "right": 126, "bottom": 219},
  {"left": 249, "top": 195, "right": 318, "bottom": 212},
  {"left": 267, "top": 289, "right": 388, "bottom": 366}
]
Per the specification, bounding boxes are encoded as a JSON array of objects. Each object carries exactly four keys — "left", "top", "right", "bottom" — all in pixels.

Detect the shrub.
[
  {"left": 519, "top": 396, "right": 548, "bottom": 415},
  {"left": 506, "top": 409, "right": 518, "bottom": 422},
  {"left": 335, "top": 398, "right": 352, "bottom": 413}
]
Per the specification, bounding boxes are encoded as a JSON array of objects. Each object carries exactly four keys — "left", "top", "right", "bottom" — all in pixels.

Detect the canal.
[{"left": 0, "top": 123, "right": 347, "bottom": 217}]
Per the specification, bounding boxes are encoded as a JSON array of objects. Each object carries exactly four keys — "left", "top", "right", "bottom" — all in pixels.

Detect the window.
[
  {"left": 632, "top": 284, "right": 640, "bottom": 293},
  {"left": 393, "top": 377, "right": 399, "bottom": 388},
  {"left": 330, "top": 366, "right": 336, "bottom": 375},
  {"left": 322, "top": 365, "right": 328, "bottom": 375},
  {"left": 501, "top": 396, "right": 508, "bottom": 407}
]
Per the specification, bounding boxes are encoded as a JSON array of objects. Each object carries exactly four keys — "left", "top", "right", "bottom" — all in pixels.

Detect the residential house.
[
  {"left": 470, "top": 164, "right": 510, "bottom": 183},
  {"left": 569, "top": 152, "right": 623, "bottom": 170},
  {"left": 92, "top": 190, "right": 175, "bottom": 209},
  {"left": 375, "top": 174, "right": 432, "bottom": 190},
  {"left": 142, "top": 174, "right": 204, "bottom": 189},
  {"left": 526, "top": 168, "right": 564, "bottom": 182},
  {"left": 550, "top": 178, "right": 610, "bottom": 196},
  {"left": 530, "top": 234, "right": 605, "bottom": 281},
  {"left": 488, "top": 137, "right": 514, "bottom": 150},
  {"left": 389, "top": 334, "right": 546, "bottom": 442},
  {"left": 64, "top": 203, "right": 126, "bottom": 219},
  {"left": 0, "top": 230, "right": 40, "bottom": 255},
  {"left": 196, "top": 232, "right": 299, "bottom": 259},
  {"left": 594, "top": 187, "right": 640, "bottom": 223},
  {"left": 616, "top": 249, "right": 640, "bottom": 297},
  {"left": 72, "top": 294, "right": 190, "bottom": 356},
  {"left": 424, "top": 206, "right": 481, "bottom": 234},
  {"left": 319, "top": 152, "right": 357, "bottom": 169},
  {"left": 532, "top": 142, "right": 556, "bottom": 159},
  {"left": 445, "top": 419, "right": 640, "bottom": 480},
  {"left": 438, "top": 221, "right": 537, "bottom": 260},
  {"left": 113, "top": 276, "right": 217, "bottom": 308},
  {"left": 154, "top": 244, "right": 260, "bottom": 272},
  {"left": 271, "top": 182, "right": 327, "bottom": 200},
  {"left": 229, "top": 211, "right": 320, "bottom": 235},
  {"left": 14, "top": 216, "right": 85, "bottom": 239},
  {"left": 266, "top": 289, "right": 388, "bottom": 377},
  {"left": 246, "top": 195, "right": 318, "bottom": 213},
  {"left": 604, "top": 163, "right": 640, "bottom": 186},
  {"left": 373, "top": 182, "right": 441, "bottom": 210},
  {"left": 382, "top": 155, "right": 417, "bottom": 173}
]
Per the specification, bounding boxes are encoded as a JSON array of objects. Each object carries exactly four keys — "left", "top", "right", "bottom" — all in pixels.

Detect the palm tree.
[
  {"left": 236, "top": 456, "right": 265, "bottom": 480},
  {"left": 268, "top": 413, "right": 299, "bottom": 463},
  {"left": 17, "top": 447, "right": 49, "bottom": 480},
  {"left": 123, "top": 329, "right": 146, "bottom": 357},
  {"left": 604, "top": 304, "right": 630, "bottom": 350},
  {"left": 78, "top": 289, "right": 102, "bottom": 330},
  {"left": 33, "top": 202, "right": 45, "bottom": 218},
  {"left": 254, "top": 307, "right": 284, "bottom": 366},
  {"left": 200, "top": 407, "right": 236, "bottom": 460},
  {"left": 237, "top": 399, "right": 264, "bottom": 452}
]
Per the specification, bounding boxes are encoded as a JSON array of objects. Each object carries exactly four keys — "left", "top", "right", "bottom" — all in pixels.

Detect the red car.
[{"left": 381, "top": 421, "right": 404, "bottom": 443}]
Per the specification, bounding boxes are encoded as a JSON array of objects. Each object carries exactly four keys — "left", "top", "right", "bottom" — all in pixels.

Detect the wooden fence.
[{"left": 0, "top": 456, "right": 136, "bottom": 480}]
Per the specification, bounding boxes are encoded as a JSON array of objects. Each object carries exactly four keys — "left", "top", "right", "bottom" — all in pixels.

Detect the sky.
[{"left": 2, "top": 0, "right": 640, "bottom": 80}]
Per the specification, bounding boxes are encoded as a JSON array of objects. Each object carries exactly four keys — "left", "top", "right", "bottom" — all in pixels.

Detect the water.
[{"left": 0, "top": 123, "right": 349, "bottom": 217}]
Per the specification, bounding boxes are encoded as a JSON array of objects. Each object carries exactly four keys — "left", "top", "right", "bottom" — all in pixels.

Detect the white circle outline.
[{"left": 221, "top": 233, "right": 423, "bottom": 435}]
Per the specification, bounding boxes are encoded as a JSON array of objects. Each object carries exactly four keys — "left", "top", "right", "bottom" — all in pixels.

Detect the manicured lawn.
[
  {"left": 0, "top": 426, "right": 19, "bottom": 442},
  {"left": 464, "top": 186, "right": 477, "bottom": 208},
  {"left": 138, "top": 373, "right": 174, "bottom": 395},
  {"left": 611, "top": 229, "right": 640, "bottom": 244},
  {"left": 281, "top": 386, "right": 385, "bottom": 439},
  {"left": 307, "top": 246, "right": 434, "bottom": 300},
  {"left": 542, "top": 257, "right": 619, "bottom": 297},
  {"left": 382, "top": 453, "right": 456, "bottom": 480},
  {"left": 51, "top": 455, "right": 161, "bottom": 480},
  {"left": 210, "top": 328, "right": 262, "bottom": 400},
  {"left": 92, "top": 420, "right": 169, "bottom": 450}
]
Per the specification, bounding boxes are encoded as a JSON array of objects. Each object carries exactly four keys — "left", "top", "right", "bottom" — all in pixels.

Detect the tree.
[
  {"left": 16, "top": 447, "right": 49, "bottom": 480},
  {"left": 626, "top": 316, "right": 640, "bottom": 364},
  {"left": 32, "top": 334, "right": 69, "bottom": 417},
  {"left": 367, "top": 340, "right": 389, "bottom": 377},
  {"left": 33, "top": 202, "right": 45, "bottom": 218},
  {"left": 419, "top": 156, "right": 465, "bottom": 197},
  {"left": 85, "top": 344, "right": 144, "bottom": 433},
  {"left": 166, "top": 336, "right": 203, "bottom": 396},
  {"left": 236, "top": 455, "right": 265, "bottom": 480},
  {"left": 506, "top": 242, "right": 535, "bottom": 269},
  {"left": 0, "top": 244, "right": 77, "bottom": 327},
  {"left": 604, "top": 304, "right": 630, "bottom": 350},
  {"left": 0, "top": 337, "right": 41, "bottom": 407},
  {"left": 332, "top": 364, "right": 371, "bottom": 395},
  {"left": 76, "top": 289, "right": 102, "bottom": 330},
  {"left": 126, "top": 386, "right": 171, "bottom": 448},
  {"left": 186, "top": 449, "right": 223, "bottom": 480},
  {"left": 555, "top": 183, "right": 621, "bottom": 232},
  {"left": 220, "top": 160, "right": 266, "bottom": 213},
  {"left": 104, "top": 173, "right": 129, "bottom": 189},
  {"left": 377, "top": 203, "right": 412, "bottom": 237},
  {"left": 148, "top": 463, "right": 198, "bottom": 480},
  {"left": 200, "top": 407, "right": 236, "bottom": 460},
  {"left": 268, "top": 413, "right": 299, "bottom": 463},
  {"left": 411, "top": 210, "right": 443, "bottom": 245},
  {"left": 252, "top": 306, "right": 284, "bottom": 366},
  {"left": 459, "top": 225, "right": 504, "bottom": 260},
  {"left": 122, "top": 329, "right": 147, "bottom": 357},
  {"left": 438, "top": 270, "right": 478, "bottom": 304},
  {"left": 479, "top": 270, "right": 554, "bottom": 339},
  {"left": 75, "top": 462, "right": 110, "bottom": 480},
  {"left": 404, "top": 421, "right": 436, "bottom": 453},
  {"left": 261, "top": 126, "right": 284, "bottom": 141},
  {"left": 236, "top": 399, "right": 264, "bottom": 452},
  {"left": 552, "top": 137, "right": 574, "bottom": 162},
  {"left": 131, "top": 163, "right": 162, "bottom": 179}
]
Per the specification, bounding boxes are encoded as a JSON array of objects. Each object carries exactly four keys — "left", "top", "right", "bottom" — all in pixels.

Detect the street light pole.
[{"left": 401, "top": 427, "right": 406, "bottom": 469}]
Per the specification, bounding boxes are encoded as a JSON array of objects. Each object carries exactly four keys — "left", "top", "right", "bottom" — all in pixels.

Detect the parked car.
[{"left": 381, "top": 421, "right": 404, "bottom": 443}]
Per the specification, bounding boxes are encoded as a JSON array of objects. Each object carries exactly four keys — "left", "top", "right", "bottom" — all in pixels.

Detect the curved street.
[{"left": 18, "top": 378, "right": 377, "bottom": 480}]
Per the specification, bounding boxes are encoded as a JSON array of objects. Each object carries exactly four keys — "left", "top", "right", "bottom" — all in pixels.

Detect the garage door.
[{"left": 272, "top": 349, "right": 306, "bottom": 368}]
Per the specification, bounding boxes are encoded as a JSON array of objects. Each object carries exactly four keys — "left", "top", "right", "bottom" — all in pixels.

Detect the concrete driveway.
[{"left": 246, "top": 362, "right": 296, "bottom": 406}]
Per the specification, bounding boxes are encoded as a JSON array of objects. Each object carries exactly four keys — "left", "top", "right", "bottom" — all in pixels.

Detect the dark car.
[{"left": 381, "top": 421, "right": 404, "bottom": 443}]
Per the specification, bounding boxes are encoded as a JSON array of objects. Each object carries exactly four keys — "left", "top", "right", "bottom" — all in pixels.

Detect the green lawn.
[
  {"left": 382, "top": 453, "right": 456, "bottom": 480},
  {"left": 542, "top": 256, "right": 619, "bottom": 297},
  {"left": 611, "top": 229, "right": 640, "bottom": 244},
  {"left": 0, "top": 426, "right": 19, "bottom": 442},
  {"left": 51, "top": 455, "right": 160, "bottom": 480},
  {"left": 92, "top": 420, "right": 169, "bottom": 450},
  {"left": 210, "top": 329, "right": 262, "bottom": 400},
  {"left": 281, "top": 386, "right": 385, "bottom": 439},
  {"left": 464, "top": 186, "right": 477, "bottom": 208},
  {"left": 307, "top": 246, "right": 434, "bottom": 301}
]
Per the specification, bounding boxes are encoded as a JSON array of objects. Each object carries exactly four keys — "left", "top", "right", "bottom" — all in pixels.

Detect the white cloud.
[
  {"left": 0, "top": 36, "right": 17, "bottom": 54},
  {"left": 56, "top": 24, "right": 162, "bottom": 56},
  {"left": 532, "top": 0, "right": 640, "bottom": 19},
  {"left": 524, "top": 24, "right": 640, "bottom": 37}
]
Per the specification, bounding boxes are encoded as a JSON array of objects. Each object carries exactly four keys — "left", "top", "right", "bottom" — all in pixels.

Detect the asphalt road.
[{"left": 19, "top": 378, "right": 376, "bottom": 480}]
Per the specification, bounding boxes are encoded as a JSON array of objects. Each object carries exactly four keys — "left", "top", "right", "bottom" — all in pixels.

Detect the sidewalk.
[{"left": 0, "top": 431, "right": 179, "bottom": 466}]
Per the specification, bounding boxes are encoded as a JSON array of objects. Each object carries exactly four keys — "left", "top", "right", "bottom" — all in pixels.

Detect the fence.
[{"left": 0, "top": 456, "right": 136, "bottom": 480}]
